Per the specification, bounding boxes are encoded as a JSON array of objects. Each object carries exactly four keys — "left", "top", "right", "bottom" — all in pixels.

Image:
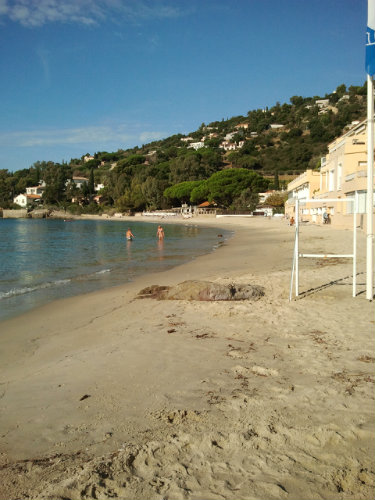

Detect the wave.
[
  {"left": 0, "top": 268, "right": 112, "bottom": 300},
  {"left": 0, "top": 279, "right": 71, "bottom": 300}
]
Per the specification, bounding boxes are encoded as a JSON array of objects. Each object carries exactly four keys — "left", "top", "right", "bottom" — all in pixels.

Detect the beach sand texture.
[{"left": 0, "top": 216, "right": 374, "bottom": 500}]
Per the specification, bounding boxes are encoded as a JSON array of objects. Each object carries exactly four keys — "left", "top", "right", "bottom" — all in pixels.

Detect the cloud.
[
  {"left": 0, "top": 125, "right": 167, "bottom": 149},
  {"left": 1, "top": 0, "right": 183, "bottom": 27}
]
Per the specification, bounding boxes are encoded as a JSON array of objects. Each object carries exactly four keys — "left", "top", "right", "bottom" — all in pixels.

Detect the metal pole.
[
  {"left": 295, "top": 198, "right": 299, "bottom": 297},
  {"left": 289, "top": 226, "right": 297, "bottom": 301},
  {"left": 353, "top": 192, "right": 358, "bottom": 297},
  {"left": 367, "top": 74, "right": 374, "bottom": 300}
]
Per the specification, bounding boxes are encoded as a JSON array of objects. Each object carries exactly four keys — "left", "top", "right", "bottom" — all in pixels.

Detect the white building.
[
  {"left": 188, "top": 142, "right": 205, "bottom": 150},
  {"left": 14, "top": 193, "right": 42, "bottom": 207},
  {"left": 26, "top": 185, "right": 44, "bottom": 196}
]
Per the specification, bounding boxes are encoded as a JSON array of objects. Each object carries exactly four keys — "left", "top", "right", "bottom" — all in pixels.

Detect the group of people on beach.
[{"left": 126, "top": 225, "right": 164, "bottom": 241}]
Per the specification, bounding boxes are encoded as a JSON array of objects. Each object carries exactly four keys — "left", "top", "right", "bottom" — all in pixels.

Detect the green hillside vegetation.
[{"left": 0, "top": 82, "right": 367, "bottom": 213}]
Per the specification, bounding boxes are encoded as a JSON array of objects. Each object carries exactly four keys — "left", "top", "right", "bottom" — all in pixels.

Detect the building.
[
  {"left": 26, "top": 185, "right": 44, "bottom": 196},
  {"left": 72, "top": 177, "right": 89, "bottom": 188},
  {"left": 188, "top": 142, "right": 205, "bottom": 150},
  {"left": 285, "top": 119, "right": 375, "bottom": 229},
  {"left": 284, "top": 170, "right": 321, "bottom": 221},
  {"left": 13, "top": 193, "right": 42, "bottom": 207},
  {"left": 314, "top": 119, "right": 374, "bottom": 229}
]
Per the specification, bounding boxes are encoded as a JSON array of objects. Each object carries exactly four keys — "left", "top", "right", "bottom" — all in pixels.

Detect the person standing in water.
[
  {"left": 126, "top": 228, "right": 134, "bottom": 240},
  {"left": 156, "top": 225, "right": 165, "bottom": 240}
]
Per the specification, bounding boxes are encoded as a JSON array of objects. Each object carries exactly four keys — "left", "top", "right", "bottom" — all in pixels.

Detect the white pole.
[
  {"left": 289, "top": 226, "right": 297, "bottom": 301},
  {"left": 353, "top": 192, "right": 358, "bottom": 297},
  {"left": 295, "top": 198, "right": 299, "bottom": 297},
  {"left": 367, "top": 75, "right": 374, "bottom": 300}
]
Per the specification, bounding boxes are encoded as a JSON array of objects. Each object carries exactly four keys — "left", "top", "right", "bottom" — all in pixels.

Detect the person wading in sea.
[
  {"left": 156, "top": 225, "right": 165, "bottom": 240},
  {"left": 126, "top": 228, "right": 134, "bottom": 240}
]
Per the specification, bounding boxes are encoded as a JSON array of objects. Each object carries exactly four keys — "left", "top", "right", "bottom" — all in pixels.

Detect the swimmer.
[
  {"left": 126, "top": 228, "right": 135, "bottom": 240},
  {"left": 156, "top": 225, "right": 165, "bottom": 240}
]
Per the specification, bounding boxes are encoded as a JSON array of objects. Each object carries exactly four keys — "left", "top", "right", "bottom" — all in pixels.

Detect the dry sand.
[{"left": 0, "top": 216, "right": 374, "bottom": 500}]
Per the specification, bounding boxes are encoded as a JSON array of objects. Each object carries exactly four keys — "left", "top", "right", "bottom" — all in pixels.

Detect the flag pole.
[
  {"left": 367, "top": 74, "right": 374, "bottom": 301},
  {"left": 366, "top": 0, "right": 375, "bottom": 301}
]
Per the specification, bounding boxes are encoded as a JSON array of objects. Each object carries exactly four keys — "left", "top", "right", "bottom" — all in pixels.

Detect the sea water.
[{"left": 0, "top": 218, "right": 231, "bottom": 322}]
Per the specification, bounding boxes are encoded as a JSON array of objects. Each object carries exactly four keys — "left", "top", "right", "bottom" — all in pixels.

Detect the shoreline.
[
  {"left": 0, "top": 216, "right": 374, "bottom": 500},
  {"left": 0, "top": 215, "right": 234, "bottom": 324}
]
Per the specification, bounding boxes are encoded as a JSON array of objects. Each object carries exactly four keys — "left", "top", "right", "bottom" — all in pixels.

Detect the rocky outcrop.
[
  {"left": 30, "top": 209, "right": 49, "bottom": 218},
  {"left": 137, "top": 280, "right": 265, "bottom": 301}
]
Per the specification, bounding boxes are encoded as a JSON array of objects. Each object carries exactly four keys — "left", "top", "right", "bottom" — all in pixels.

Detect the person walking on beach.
[
  {"left": 157, "top": 225, "right": 165, "bottom": 240},
  {"left": 126, "top": 228, "right": 134, "bottom": 240}
]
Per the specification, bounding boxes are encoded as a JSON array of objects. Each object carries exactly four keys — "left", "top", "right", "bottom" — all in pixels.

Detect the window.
[
  {"left": 328, "top": 169, "right": 335, "bottom": 191},
  {"left": 337, "top": 164, "right": 342, "bottom": 190}
]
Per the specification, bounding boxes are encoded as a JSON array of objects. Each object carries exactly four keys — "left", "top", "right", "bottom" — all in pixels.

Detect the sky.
[{"left": 0, "top": 0, "right": 367, "bottom": 172}]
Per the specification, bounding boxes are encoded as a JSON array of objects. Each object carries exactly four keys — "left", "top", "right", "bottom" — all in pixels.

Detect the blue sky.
[{"left": 0, "top": 0, "right": 366, "bottom": 172}]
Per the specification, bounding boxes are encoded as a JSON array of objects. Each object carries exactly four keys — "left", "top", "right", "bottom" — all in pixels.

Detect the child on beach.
[{"left": 157, "top": 225, "right": 165, "bottom": 240}]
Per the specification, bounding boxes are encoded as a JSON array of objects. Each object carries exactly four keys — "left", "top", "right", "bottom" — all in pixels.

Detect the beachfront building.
[
  {"left": 312, "top": 119, "right": 375, "bottom": 229},
  {"left": 284, "top": 169, "right": 321, "bottom": 221},
  {"left": 13, "top": 193, "right": 42, "bottom": 207},
  {"left": 285, "top": 119, "right": 375, "bottom": 229}
]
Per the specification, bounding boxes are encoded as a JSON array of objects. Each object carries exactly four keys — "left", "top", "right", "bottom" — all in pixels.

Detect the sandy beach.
[{"left": 0, "top": 215, "right": 374, "bottom": 500}]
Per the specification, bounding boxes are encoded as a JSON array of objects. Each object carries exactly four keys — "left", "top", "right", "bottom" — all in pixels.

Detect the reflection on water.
[{"left": 157, "top": 238, "right": 165, "bottom": 259}]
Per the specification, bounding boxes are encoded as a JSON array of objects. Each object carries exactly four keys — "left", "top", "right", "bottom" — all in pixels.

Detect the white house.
[
  {"left": 26, "top": 185, "right": 44, "bottom": 196},
  {"left": 83, "top": 154, "right": 94, "bottom": 162},
  {"left": 315, "top": 99, "right": 329, "bottom": 109},
  {"left": 72, "top": 177, "right": 89, "bottom": 188},
  {"left": 14, "top": 193, "right": 42, "bottom": 207},
  {"left": 188, "top": 142, "right": 205, "bottom": 150}
]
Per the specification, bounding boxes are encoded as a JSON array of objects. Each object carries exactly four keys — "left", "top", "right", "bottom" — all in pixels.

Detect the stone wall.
[{"left": 2, "top": 209, "right": 28, "bottom": 218}]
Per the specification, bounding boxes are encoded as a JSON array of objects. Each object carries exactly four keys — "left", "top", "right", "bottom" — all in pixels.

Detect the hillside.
[{"left": 0, "top": 82, "right": 367, "bottom": 213}]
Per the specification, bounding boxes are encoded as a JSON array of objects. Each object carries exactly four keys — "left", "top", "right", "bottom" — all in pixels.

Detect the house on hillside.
[
  {"left": 315, "top": 99, "right": 330, "bottom": 109},
  {"left": 72, "top": 177, "right": 89, "bottom": 188},
  {"left": 83, "top": 154, "right": 94, "bottom": 162},
  {"left": 220, "top": 140, "right": 245, "bottom": 151},
  {"left": 235, "top": 123, "right": 249, "bottom": 130},
  {"left": 188, "top": 142, "right": 205, "bottom": 150},
  {"left": 26, "top": 185, "right": 44, "bottom": 196},
  {"left": 13, "top": 193, "right": 42, "bottom": 207}
]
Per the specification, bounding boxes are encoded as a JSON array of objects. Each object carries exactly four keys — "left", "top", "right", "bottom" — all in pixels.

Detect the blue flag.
[{"left": 366, "top": 0, "right": 375, "bottom": 76}]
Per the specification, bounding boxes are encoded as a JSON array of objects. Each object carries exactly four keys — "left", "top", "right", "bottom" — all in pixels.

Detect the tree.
[
  {"left": 231, "top": 189, "right": 259, "bottom": 212},
  {"left": 190, "top": 180, "right": 210, "bottom": 204},
  {"left": 88, "top": 168, "right": 95, "bottom": 197},
  {"left": 203, "top": 169, "right": 269, "bottom": 207},
  {"left": 42, "top": 162, "right": 71, "bottom": 205},
  {"left": 264, "top": 192, "right": 287, "bottom": 211},
  {"left": 164, "top": 180, "right": 202, "bottom": 205}
]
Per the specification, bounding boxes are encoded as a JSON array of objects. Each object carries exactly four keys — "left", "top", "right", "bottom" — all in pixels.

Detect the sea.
[{"left": 0, "top": 218, "right": 232, "bottom": 323}]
